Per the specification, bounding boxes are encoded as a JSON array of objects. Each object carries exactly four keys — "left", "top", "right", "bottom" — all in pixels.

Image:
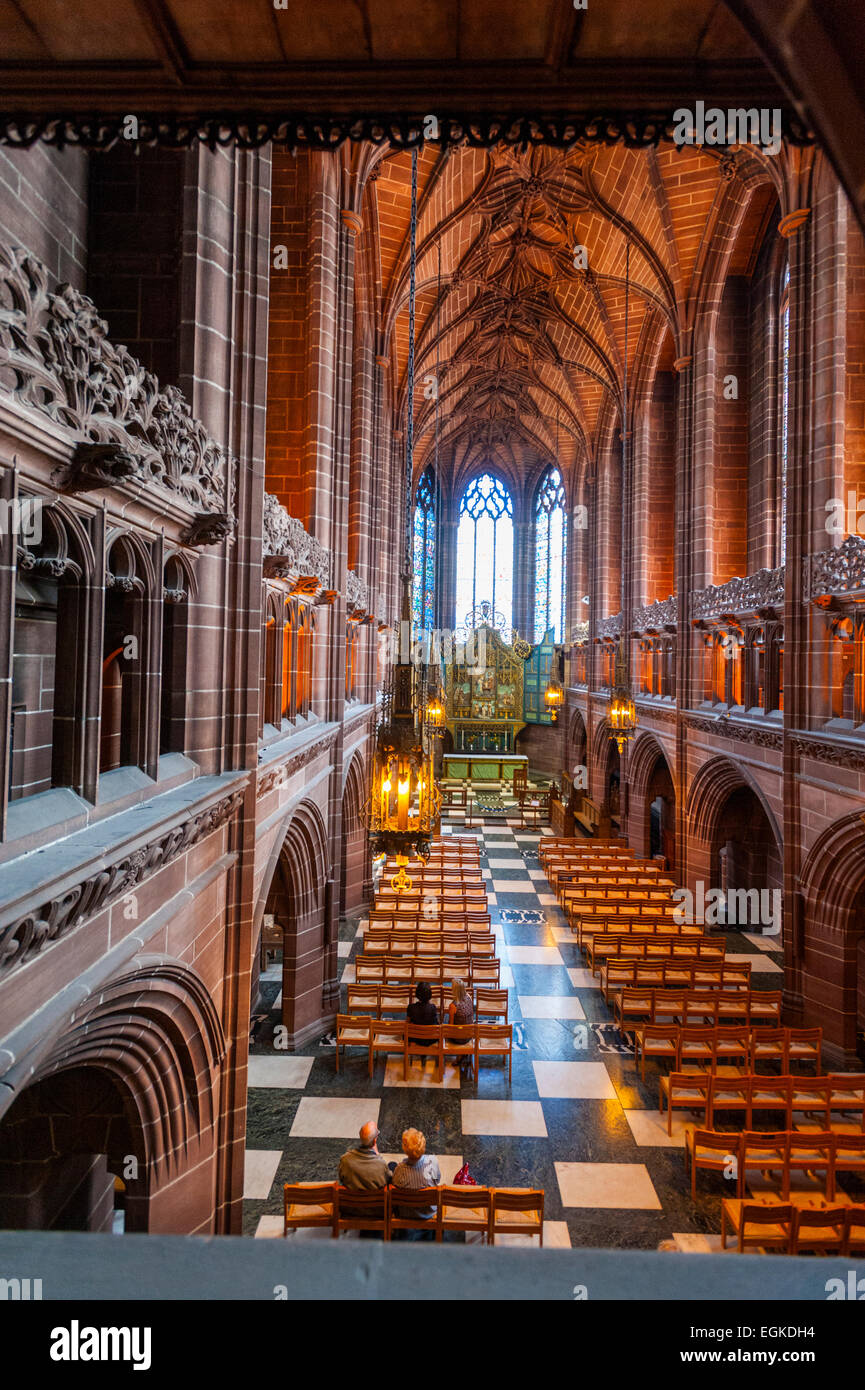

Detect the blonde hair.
[
  {"left": 402, "top": 1128, "right": 427, "bottom": 1162},
  {"left": 451, "top": 978, "right": 467, "bottom": 1002}
]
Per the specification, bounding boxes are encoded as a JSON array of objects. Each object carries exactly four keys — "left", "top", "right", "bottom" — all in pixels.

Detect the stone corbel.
[
  {"left": 180, "top": 511, "right": 234, "bottom": 547},
  {"left": 57, "top": 442, "right": 139, "bottom": 494}
]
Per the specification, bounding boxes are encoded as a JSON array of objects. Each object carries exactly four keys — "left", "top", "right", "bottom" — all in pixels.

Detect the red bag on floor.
[{"left": 452, "top": 1163, "right": 477, "bottom": 1186}]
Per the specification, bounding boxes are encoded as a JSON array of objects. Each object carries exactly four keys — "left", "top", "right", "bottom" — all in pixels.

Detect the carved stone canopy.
[
  {"left": 690, "top": 567, "right": 785, "bottom": 623},
  {"left": 262, "top": 492, "right": 331, "bottom": 597},
  {"left": 0, "top": 243, "right": 234, "bottom": 518},
  {"left": 631, "top": 595, "right": 678, "bottom": 634},
  {"left": 807, "top": 536, "right": 865, "bottom": 603}
]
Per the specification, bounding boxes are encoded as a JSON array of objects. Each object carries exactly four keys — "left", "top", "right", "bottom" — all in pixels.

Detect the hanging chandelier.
[
  {"left": 361, "top": 147, "right": 441, "bottom": 872},
  {"left": 607, "top": 234, "right": 638, "bottom": 755}
]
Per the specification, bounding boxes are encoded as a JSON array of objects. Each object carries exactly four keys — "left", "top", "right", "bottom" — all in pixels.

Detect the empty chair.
[
  {"left": 843, "top": 1205, "right": 865, "bottom": 1257},
  {"left": 707, "top": 1073, "right": 750, "bottom": 1128},
  {"left": 784, "top": 1131, "right": 834, "bottom": 1200},
  {"left": 720, "top": 1200, "right": 794, "bottom": 1254},
  {"left": 634, "top": 1024, "right": 679, "bottom": 1083},
  {"left": 791, "top": 1204, "right": 847, "bottom": 1256},
  {"left": 335, "top": 1014, "right": 372, "bottom": 1072},
  {"left": 786, "top": 1027, "right": 822, "bottom": 1072},
  {"left": 685, "top": 1130, "right": 742, "bottom": 1200},
  {"left": 369, "top": 1018, "right": 407, "bottom": 1078},
  {"left": 490, "top": 1188, "right": 545, "bottom": 1246},
  {"left": 283, "top": 1182, "right": 338, "bottom": 1237},
  {"left": 750, "top": 1027, "right": 786, "bottom": 1073},
  {"left": 749, "top": 1075, "right": 791, "bottom": 1127},
  {"left": 678, "top": 1025, "right": 716, "bottom": 1072},
  {"left": 827, "top": 1073, "right": 865, "bottom": 1127},
  {"left": 379, "top": 984, "right": 412, "bottom": 1016},
  {"left": 336, "top": 1186, "right": 389, "bottom": 1239},
  {"left": 831, "top": 1132, "right": 865, "bottom": 1198},
  {"left": 476, "top": 1024, "right": 513, "bottom": 1082},
  {"left": 740, "top": 1131, "right": 788, "bottom": 1200},
  {"left": 789, "top": 1075, "right": 831, "bottom": 1129},
  {"left": 475, "top": 988, "right": 508, "bottom": 1023},
  {"left": 437, "top": 1185, "right": 493, "bottom": 1243},
  {"left": 660, "top": 1072, "right": 710, "bottom": 1135}
]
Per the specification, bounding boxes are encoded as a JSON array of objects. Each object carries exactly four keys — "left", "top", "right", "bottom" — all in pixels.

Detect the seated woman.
[
  {"left": 390, "top": 1128, "right": 441, "bottom": 1232},
  {"left": 444, "top": 978, "right": 474, "bottom": 1073},
  {"left": 406, "top": 980, "right": 438, "bottom": 1044}
]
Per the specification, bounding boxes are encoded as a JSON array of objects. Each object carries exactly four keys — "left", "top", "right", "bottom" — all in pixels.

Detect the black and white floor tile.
[{"left": 243, "top": 816, "right": 858, "bottom": 1249}]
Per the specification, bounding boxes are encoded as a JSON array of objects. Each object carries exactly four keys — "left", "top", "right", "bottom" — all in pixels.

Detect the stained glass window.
[
  {"left": 534, "top": 466, "right": 567, "bottom": 642},
  {"left": 412, "top": 468, "right": 437, "bottom": 630},
  {"left": 779, "top": 262, "right": 790, "bottom": 565},
  {"left": 455, "top": 472, "right": 514, "bottom": 636}
]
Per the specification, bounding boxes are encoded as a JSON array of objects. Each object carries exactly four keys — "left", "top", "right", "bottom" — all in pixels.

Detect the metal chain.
[{"left": 404, "top": 145, "right": 418, "bottom": 573}]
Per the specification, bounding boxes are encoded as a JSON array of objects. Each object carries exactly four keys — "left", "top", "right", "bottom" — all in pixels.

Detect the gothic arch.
[
  {"left": 340, "top": 751, "right": 370, "bottom": 914},
  {"left": 800, "top": 811, "right": 865, "bottom": 934},
  {"left": 685, "top": 754, "right": 781, "bottom": 851},
  {"left": 629, "top": 731, "right": 675, "bottom": 800}
]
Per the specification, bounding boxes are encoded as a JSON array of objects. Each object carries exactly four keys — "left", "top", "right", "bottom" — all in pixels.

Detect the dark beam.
[{"left": 129, "top": 0, "right": 189, "bottom": 86}]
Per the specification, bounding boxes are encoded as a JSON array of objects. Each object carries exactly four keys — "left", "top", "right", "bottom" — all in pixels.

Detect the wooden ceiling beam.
[{"left": 129, "top": 0, "right": 189, "bottom": 85}]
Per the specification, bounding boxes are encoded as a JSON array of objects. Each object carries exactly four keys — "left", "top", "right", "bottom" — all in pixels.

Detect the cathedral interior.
[{"left": 0, "top": 0, "right": 864, "bottom": 1304}]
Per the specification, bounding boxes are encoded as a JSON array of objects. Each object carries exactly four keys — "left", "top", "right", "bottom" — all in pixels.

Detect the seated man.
[{"left": 338, "top": 1120, "right": 389, "bottom": 1195}]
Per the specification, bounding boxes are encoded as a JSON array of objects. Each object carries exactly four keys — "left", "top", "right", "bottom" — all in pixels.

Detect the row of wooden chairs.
[
  {"left": 335, "top": 1016, "right": 513, "bottom": 1081},
  {"left": 368, "top": 908, "right": 491, "bottom": 928},
  {"left": 659, "top": 1071, "right": 865, "bottom": 1135},
  {"left": 614, "top": 987, "right": 783, "bottom": 1032},
  {"left": 634, "top": 1024, "right": 822, "bottom": 1081},
  {"left": 720, "top": 1199, "right": 865, "bottom": 1255},
  {"left": 538, "top": 837, "right": 629, "bottom": 865},
  {"left": 363, "top": 931, "right": 496, "bottom": 956},
  {"left": 602, "top": 959, "right": 752, "bottom": 1004},
  {"left": 685, "top": 1127, "right": 865, "bottom": 1200},
  {"left": 587, "top": 935, "right": 724, "bottom": 973},
  {"left": 346, "top": 983, "right": 508, "bottom": 1021},
  {"left": 283, "top": 1182, "right": 544, "bottom": 1243},
  {"left": 576, "top": 919, "right": 702, "bottom": 951},
  {"left": 354, "top": 955, "right": 501, "bottom": 986},
  {"left": 564, "top": 887, "right": 675, "bottom": 907}
]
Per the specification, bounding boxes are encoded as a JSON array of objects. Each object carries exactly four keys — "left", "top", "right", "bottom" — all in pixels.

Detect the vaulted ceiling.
[{"left": 369, "top": 140, "right": 777, "bottom": 493}]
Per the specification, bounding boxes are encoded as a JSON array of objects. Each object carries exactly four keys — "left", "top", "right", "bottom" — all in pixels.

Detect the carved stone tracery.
[{"left": 262, "top": 492, "right": 331, "bottom": 594}]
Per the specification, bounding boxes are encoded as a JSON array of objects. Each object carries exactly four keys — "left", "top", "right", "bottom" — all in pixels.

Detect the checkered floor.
[{"left": 243, "top": 818, "right": 821, "bottom": 1248}]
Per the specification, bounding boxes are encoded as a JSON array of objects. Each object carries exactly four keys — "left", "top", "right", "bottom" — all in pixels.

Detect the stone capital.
[
  {"left": 341, "top": 209, "right": 363, "bottom": 236},
  {"left": 778, "top": 207, "right": 811, "bottom": 238}
]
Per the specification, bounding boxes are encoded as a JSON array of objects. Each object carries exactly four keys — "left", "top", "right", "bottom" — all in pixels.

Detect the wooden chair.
[
  {"left": 405, "top": 1023, "right": 443, "bottom": 1081},
  {"left": 787, "top": 1027, "right": 822, "bottom": 1072},
  {"left": 336, "top": 1186, "right": 389, "bottom": 1238},
  {"left": 791, "top": 1204, "right": 847, "bottom": 1255},
  {"left": 750, "top": 1027, "right": 786, "bottom": 1073},
  {"left": 830, "top": 1132, "right": 865, "bottom": 1198},
  {"left": 843, "top": 1204, "right": 865, "bottom": 1257},
  {"left": 443, "top": 1022, "right": 477, "bottom": 1081},
  {"left": 707, "top": 1073, "right": 750, "bottom": 1129},
  {"left": 789, "top": 1076, "right": 831, "bottom": 1129},
  {"left": 387, "top": 1186, "right": 440, "bottom": 1239},
  {"left": 369, "top": 1018, "right": 407, "bottom": 1078},
  {"left": 346, "top": 984, "right": 380, "bottom": 1016},
  {"left": 476, "top": 1023, "right": 513, "bottom": 1082},
  {"left": 679, "top": 1025, "right": 716, "bottom": 1072},
  {"left": 475, "top": 987, "right": 509, "bottom": 1022},
  {"left": 437, "top": 1185, "right": 493, "bottom": 1243},
  {"left": 828, "top": 1073, "right": 865, "bottom": 1128},
  {"left": 490, "top": 1188, "right": 545, "bottom": 1245},
  {"left": 634, "top": 1024, "right": 679, "bottom": 1083},
  {"left": 784, "top": 1131, "right": 834, "bottom": 1200},
  {"left": 335, "top": 1014, "right": 371, "bottom": 1073},
  {"left": 379, "top": 984, "right": 412, "bottom": 1016},
  {"left": 740, "top": 1131, "right": 788, "bottom": 1199},
  {"left": 721, "top": 1200, "right": 793, "bottom": 1253},
  {"left": 660, "top": 1072, "right": 710, "bottom": 1135},
  {"left": 750, "top": 1075, "right": 791, "bottom": 1127},
  {"left": 685, "top": 1130, "right": 741, "bottom": 1199},
  {"left": 283, "top": 1182, "right": 338, "bottom": 1237}
]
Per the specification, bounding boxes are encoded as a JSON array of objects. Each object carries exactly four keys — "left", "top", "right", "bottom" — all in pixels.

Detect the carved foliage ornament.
[
  {"left": 806, "top": 536, "right": 865, "bottom": 601},
  {"left": 690, "top": 568, "right": 785, "bottom": 622},
  {"left": 0, "top": 244, "right": 234, "bottom": 518},
  {"left": 632, "top": 595, "right": 678, "bottom": 633},
  {"left": 256, "top": 732, "right": 339, "bottom": 798},
  {"left": 262, "top": 492, "right": 330, "bottom": 591},
  {"left": 0, "top": 790, "right": 244, "bottom": 977}
]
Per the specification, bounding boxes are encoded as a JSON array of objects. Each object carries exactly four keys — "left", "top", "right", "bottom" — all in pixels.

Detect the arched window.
[
  {"left": 533, "top": 465, "right": 567, "bottom": 642},
  {"left": 779, "top": 262, "right": 790, "bottom": 565},
  {"left": 412, "top": 468, "right": 437, "bottom": 631},
  {"left": 455, "top": 472, "right": 514, "bottom": 634}
]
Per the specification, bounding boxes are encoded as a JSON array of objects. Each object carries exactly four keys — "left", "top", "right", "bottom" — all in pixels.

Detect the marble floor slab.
[
  {"left": 518, "top": 995, "right": 586, "bottom": 1020},
  {"left": 506, "top": 945, "right": 564, "bottom": 965},
  {"left": 533, "top": 1060, "right": 619, "bottom": 1099},
  {"left": 624, "top": 1108, "right": 692, "bottom": 1148},
  {"left": 555, "top": 1162, "right": 662, "bottom": 1210},
  {"left": 290, "top": 1096, "right": 382, "bottom": 1138},
  {"left": 567, "top": 967, "right": 601, "bottom": 990},
  {"left": 383, "top": 1057, "right": 462, "bottom": 1089},
  {"left": 461, "top": 1099, "right": 548, "bottom": 1137},
  {"left": 243, "top": 1149, "right": 283, "bottom": 1199},
  {"left": 247, "top": 1056, "right": 315, "bottom": 1089}
]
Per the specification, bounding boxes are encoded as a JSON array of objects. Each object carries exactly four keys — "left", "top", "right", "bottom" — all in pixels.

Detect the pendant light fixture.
[{"left": 361, "top": 145, "right": 441, "bottom": 881}]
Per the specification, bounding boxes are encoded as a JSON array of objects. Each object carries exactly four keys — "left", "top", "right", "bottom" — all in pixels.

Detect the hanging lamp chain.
[{"left": 404, "top": 146, "right": 418, "bottom": 577}]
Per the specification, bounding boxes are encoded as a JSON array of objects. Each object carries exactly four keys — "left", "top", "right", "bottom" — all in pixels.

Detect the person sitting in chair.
[
  {"left": 444, "top": 978, "right": 474, "bottom": 1074},
  {"left": 406, "top": 980, "right": 438, "bottom": 1044}
]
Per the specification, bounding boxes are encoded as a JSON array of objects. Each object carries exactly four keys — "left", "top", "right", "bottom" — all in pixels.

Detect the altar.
[{"left": 443, "top": 752, "right": 527, "bottom": 783}]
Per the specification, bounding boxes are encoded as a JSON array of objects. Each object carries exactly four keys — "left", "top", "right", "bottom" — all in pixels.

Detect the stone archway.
[
  {"left": 628, "top": 733, "right": 676, "bottom": 866},
  {"left": 257, "top": 800, "right": 333, "bottom": 1049},
  {"left": 685, "top": 756, "right": 783, "bottom": 929},
  {"left": 340, "top": 752, "right": 370, "bottom": 915},
  {"left": 799, "top": 812, "right": 865, "bottom": 1066},
  {"left": 0, "top": 957, "right": 225, "bottom": 1235}
]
